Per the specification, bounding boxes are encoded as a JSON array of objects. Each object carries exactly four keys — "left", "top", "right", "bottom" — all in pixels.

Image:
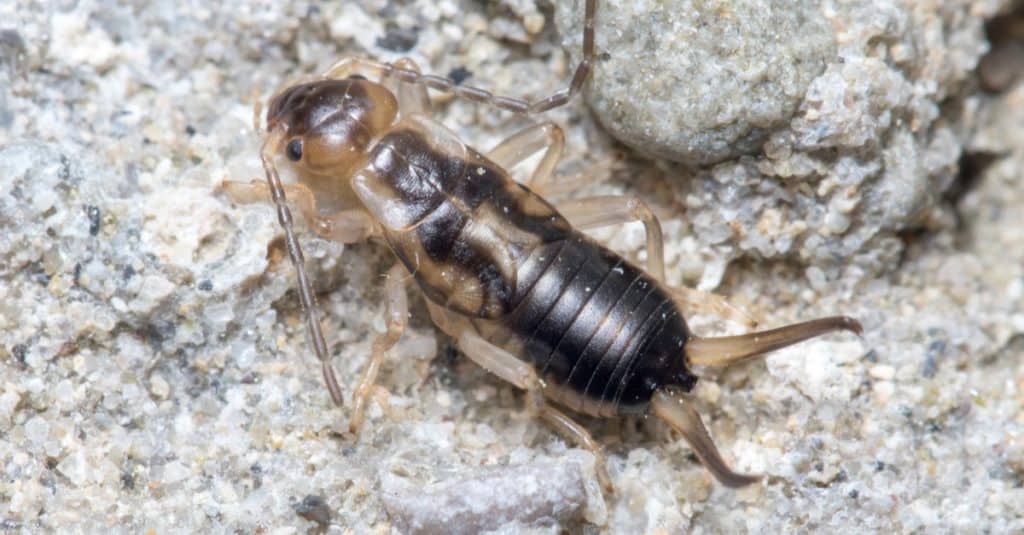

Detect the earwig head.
[{"left": 266, "top": 77, "right": 398, "bottom": 176}]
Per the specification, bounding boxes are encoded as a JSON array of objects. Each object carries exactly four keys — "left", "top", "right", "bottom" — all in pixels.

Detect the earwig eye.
[{"left": 286, "top": 139, "right": 303, "bottom": 161}]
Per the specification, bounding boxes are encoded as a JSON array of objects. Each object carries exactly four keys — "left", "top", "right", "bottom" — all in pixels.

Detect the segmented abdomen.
[{"left": 506, "top": 233, "right": 696, "bottom": 417}]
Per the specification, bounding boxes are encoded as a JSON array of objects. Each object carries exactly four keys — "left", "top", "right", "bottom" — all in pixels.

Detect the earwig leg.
[
  {"left": 350, "top": 264, "right": 410, "bottom": 433},
  {"left": 487, "top": 122, "right": 564, "bottom": 190},
  {"left": 220, "top": 179, "right": 318, "bottom": 222},
  {"left": 686, "top": 316, "right": 863, "bottom": 368},
  {"left": 456, "top": 330, "right": 613, "bottom": 491},
  {"left": 651, "top": 388, "right": 761, "bottom": 488},
  {"left": 556, "top": 195, "right": 666, "bottom": 282},
  {"left": 529, "top": 394, "right": 614, "bottom": 492},
  {"left": 388, "top": 58, "right": 432, "bottom": 117},
  {"left": 260, "top": 131, "right": 344, "bottom": 407},
  {"left": 456, "top": 330, "right": 535, "bottom": 391},
  {"left": 670, "top": 287, "right": 760, "bottom": 329},
  {"left": 313, "top": 210, "right": 378, "bottom": 243},
  {"left": 511, "top": 154, "right": 620, "bottom": 199},
  {"left": 219, "top": 179, "right": 377, "bottom": 244},
  {"left": 323, "top": 1, "right": 598, "bottom": 114}
]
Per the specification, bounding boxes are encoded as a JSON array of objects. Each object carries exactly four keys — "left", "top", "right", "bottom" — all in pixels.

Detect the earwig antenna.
[
  {"left": 323, "top": 0, "right": 598, "bottom": 115},
  {"left": 260, "top": 130, "right": 345, "bottom": 407}
]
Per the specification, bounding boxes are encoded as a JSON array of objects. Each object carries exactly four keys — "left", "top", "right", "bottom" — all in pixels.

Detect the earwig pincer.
[{"left": 222, "top": 0, "right": 862, "bottom": 490}]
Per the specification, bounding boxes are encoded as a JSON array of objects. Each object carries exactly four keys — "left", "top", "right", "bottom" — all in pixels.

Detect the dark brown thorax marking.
[{"left": 352, "top": 117, "right": 571, "bottom": 319}]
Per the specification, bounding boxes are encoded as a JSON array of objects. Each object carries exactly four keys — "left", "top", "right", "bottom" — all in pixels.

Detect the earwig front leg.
[
  {"left": 487, "top": 122, "right": 565, "bottom": 191},
  {"left": 556, "top": 195, "right": 666, "bottom": 282},
  {"left": 219, "top": 179, "right": 377, "bottom": 244},
  {"left": 350, "top": 264, "right": 410, "bottom": 433},
  {"left": 220, "top": 179, "right": 319, "bottom": 221},
  {"left": 456, "top": 330, "right": 614, "bottom": 491},
  {"left": 313, "top": 210, "right": 378, "bottom": 244},
  {"left": 651, "top": 388, "right": 761, "bottom": 488}
]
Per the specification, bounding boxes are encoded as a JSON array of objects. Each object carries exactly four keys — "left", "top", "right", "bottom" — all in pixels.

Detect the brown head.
[{"left": 265, "top": 76, "right": 399, "bottom": 177}]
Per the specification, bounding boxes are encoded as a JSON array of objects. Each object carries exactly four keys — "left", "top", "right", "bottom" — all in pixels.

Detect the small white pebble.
[
  {"left": 874, "top": 381, "right": 895, "bottom": 403},
  {"left": 150, "top": 374, "right": 170, "bottom": 400},
  {"left": 523, "top": 13, "right": 545, "bottom": 34},
  {"left": 869, "top": 364, "right": 895, "bottom": 381}
]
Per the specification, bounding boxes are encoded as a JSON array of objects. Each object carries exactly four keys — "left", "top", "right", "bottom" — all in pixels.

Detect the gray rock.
[
  {"left": 558, "top": 0, "right": 1004, "bottom": 275},
  {"left": 556, "top": 0, "right": 835, "bottom": 166},
  {"left": 380, "top": 450, "right": 603, "bottom": 534}
]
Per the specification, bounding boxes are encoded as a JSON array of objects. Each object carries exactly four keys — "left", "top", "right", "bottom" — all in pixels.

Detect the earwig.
[{"left": 222, "top": 0, "right": 862, "bottom": 490}]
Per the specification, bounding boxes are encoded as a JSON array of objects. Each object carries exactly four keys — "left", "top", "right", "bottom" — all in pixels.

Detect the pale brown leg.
[
  {"left": 526, "top": 154, "right": 620, "bottom": 198},
  {"left": 486, "top": 122, "right": 564, "bottom": 191},
  {"left": 349, "top": 264, "right": 410, "bottom": 433},
  {"left": 651, "top": 388, "right": 761, "bottom": 488},
  {"left": 220, "top": 179, "right": 318, "bottom": 220},
  {"left": 321, "top": 0, "right": 598, "bottom": 114},
  {"left": 456, "top": 330, "right": 614, "bottom": 491},
  {"left": 556, "top": 195, "right": 666, "bottom": 283},
  {"left": 686, "top": 316, "right": 863, "bottom": 368},
  {"left": 670, "top": 286, "right": 760, "bottom": 329},
  {"left": 220, "top": 179, "right": 377, "bottom": 244}
]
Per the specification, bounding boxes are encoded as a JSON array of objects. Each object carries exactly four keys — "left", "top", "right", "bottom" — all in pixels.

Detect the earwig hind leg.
[
  {"left": 350, "top": 264, "right": 410, "bottom": 433},
  {"left": 219, "top": 179, "right": 377, "bottom": 244},
  {"left": 260, "top": 132, "right": 344, "bottom": 407},
  {"left": 670, "top": 286, "right": 760, "bottom": 330},
  {"left": 686, "top": 316, "right": 863, "bottom": 368},
  {"left": 529, "top": 395, "right": 614, "bottom": 492},
  {"left": 556, "top": 195, "right": 666, "bottom": 283},
  {"left": 456, "top": 330, "right": 614, "bottom": 491},
  {"left": 486, "top": 122, "right": 564, "bottom": 190},
  {"left": 388, "top": 58, "right": 432, "bottom": 117},
  {"left": 651, "top": 388, "right": 761, "bottom": 488}
]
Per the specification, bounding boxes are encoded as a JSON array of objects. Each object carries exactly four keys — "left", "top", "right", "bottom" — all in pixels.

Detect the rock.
[
  {"left": 380, "top": 451, "right": 604, "bottom": 534},
  {"left": 557, "top": 0, "right": 835, "bottom": 166},
  {"left": 557, "top": 0, "right": 1006, "bottom": 275}
]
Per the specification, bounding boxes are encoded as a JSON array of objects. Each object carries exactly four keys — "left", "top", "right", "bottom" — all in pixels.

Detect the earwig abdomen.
[
  {"left": 353, "top": 115, "right": 698, "bottom": 419},
  {"left": 507, "top": 234, "right": 698, "bottom": 417}
]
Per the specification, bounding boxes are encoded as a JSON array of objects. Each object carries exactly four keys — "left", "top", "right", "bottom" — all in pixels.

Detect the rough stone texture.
[
  {"left": 1, "top": 0, "right": 1023, "bottom": 533},
  {"left": 381, "top": 450, "right": 602, "bottom": 534},
  {"left": 557, "top": 0, "right": 836, "bottom": 166},
  {"left": 558, "top": 0, "right": 1007, "bottom": 277}
]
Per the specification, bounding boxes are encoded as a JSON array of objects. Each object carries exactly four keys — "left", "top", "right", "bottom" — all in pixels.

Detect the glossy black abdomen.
[{"left": 507, "top": 233, "right": 698, "bottom": 417}]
